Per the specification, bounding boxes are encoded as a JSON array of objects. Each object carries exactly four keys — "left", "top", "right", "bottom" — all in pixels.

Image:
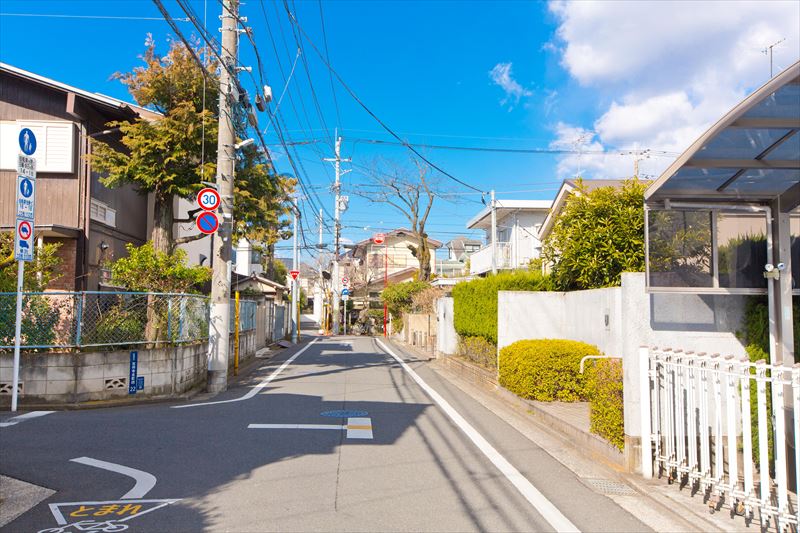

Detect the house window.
[
  {"left": 90, "top": 198, "right": 116, "bottom": 227},
  {"left": 0, "top": 120, "right": 75, "bottom": 173}
]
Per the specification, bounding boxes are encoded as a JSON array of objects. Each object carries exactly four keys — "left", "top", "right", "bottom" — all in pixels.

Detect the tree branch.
[{"left": 174, "top": 233, "right": 208, "bottom": 246}]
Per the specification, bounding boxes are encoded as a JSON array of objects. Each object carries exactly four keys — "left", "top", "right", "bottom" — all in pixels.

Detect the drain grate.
[{"left": 583, "top": 478, "right": 637, "bottom": 496}]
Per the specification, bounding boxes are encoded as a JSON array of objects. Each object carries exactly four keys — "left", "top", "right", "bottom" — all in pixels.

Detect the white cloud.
[
  {"left": 489, "top": 62, "right": 532, "bottom": 109},
  {"left": 547, "top": 0, "right": 800, "bottom": 179}
]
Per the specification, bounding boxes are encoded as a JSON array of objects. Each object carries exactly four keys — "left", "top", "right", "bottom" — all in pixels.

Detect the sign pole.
[
  {"left": 12, "top": 127, "right": 38, "bottom": 411},
  {"left": 11, "top": 261, "right": 24, "bottom": 411}
]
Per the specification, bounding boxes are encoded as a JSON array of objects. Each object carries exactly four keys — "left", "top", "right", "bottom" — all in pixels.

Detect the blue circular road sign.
[
  {"left": 196, "top": 211, "right": 219, "bottom": 234},
  {"left": 19, "top": 128, "right": 37, "bottom": 155},
  {"left": 19, "top": 178, "right": 33, "bottom": 198}
]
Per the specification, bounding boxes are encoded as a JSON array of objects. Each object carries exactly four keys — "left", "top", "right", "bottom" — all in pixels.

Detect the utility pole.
[
  {"left": 324, "top": 133, "right": 350, "bottom": 334},
  {"left": 763, "top": 38, "right": 785, "bottom": 78},
  {"left": 291, "top": 198, "right": 299, "bottom": 343},
  {"left": 206, "top": 0, "right": 238, "bottom": 393},
  {"left": 317, "top": 208, "right": 324, "bottom": 329},
  {"left": 490, "top": 189, "right": 497, "bottom": 275}
]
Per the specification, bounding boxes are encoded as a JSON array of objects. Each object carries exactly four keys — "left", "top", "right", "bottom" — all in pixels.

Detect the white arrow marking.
[
  {"left": 173, "top": 338, "right": 319, "bottom": 408},
  {"left": 71, "top": 457, "right": 157, "bottom": 500},
  {"left": 0, "top": 410, "right": 54, "bottom": 427}
]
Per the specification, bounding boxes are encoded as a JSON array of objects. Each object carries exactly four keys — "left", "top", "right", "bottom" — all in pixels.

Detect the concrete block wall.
[
  {"left": 496, "top": 272, "right": 747, "bottom": 441},
  {"left": 0, "top": 330, "right": 257, "bottom": 406}
]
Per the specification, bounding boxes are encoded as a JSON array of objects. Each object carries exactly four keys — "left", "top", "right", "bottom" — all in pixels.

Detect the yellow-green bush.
[
  {"left": 585, "top": 359, "right": 624, "bottom": 450},
  {"left": 499, "top": 339, "right": 598, "bottom": 402},
  {"left": 457, "top": 335, "right": 497, "bottom": 370}
]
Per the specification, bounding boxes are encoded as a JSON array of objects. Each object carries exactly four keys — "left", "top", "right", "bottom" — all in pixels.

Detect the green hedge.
[
  {"left": 586, "top": 359, "right": 624, "bottom": 450},
  {"left": 453, "top": 271, "right": 551, "bottom": 345},
  {"left": 499, "top": 339, "right": 598, "bottom": 402}
]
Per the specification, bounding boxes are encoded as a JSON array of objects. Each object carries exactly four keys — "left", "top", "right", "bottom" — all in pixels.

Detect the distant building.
[
  {"left": 341, "top": 229, "right": 442, "bottom": 309},
  {"left": 0, "top": 63, "right": 160, "bottom": 290},
  {"left": 437, "top": 235, "right": 482, "bottom": 277},
  {"left": 465, "top": 199, "right": 552, "bottom": 276}
]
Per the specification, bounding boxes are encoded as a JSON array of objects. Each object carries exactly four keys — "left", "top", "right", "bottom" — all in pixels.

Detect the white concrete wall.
[
  {"left": 436, "top": 297, "right": 458, "bottom": 356},
  {"left": 496, "top": 272, "right": 747, "bottom": 437}
]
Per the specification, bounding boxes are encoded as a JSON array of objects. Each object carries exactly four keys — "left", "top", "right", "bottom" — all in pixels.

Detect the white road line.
[
  {"left": 249, "top": 417, "right": 374, "bottom": 439},
  {"left": 172, "top": 338, "right": 319, "bottom": 408},
  {"left": 71, "top": 457, "right": 157, "bottom": 500},
  {"left": 249, "top": 423, "right": 344, "bottom": 430},
  {"left": 0, "top": 410, "right": 54, "bottom": 427},
  {"left": 376, "top": 339, "right": 580, "bottom": 533}
]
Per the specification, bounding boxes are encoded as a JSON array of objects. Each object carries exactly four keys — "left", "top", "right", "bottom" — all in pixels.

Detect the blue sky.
[{"left": 2, "top": 1, "right": 799, "bottom": 261}]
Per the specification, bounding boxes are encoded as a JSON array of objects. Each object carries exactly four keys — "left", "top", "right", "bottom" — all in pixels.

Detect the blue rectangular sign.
[
  {"left": 136, "top": 376, "right": 144, "bottom": 391},
  {"left": 128, "top": 351, "right": 138, "bottom": 394}
]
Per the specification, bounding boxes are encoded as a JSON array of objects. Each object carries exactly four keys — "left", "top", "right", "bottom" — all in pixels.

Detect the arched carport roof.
[{"left": 646, "top": 60, "right": 800, "bottom": 207}]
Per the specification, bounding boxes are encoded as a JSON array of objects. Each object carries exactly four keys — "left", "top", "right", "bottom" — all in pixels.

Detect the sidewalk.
[{"left": 392, "top": 341, "right": 751, "bottom": 532}]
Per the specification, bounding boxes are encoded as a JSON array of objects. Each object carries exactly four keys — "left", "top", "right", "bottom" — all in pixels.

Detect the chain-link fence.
[{"left": 0, "top": 291, "right": 253, "bottom": 350}]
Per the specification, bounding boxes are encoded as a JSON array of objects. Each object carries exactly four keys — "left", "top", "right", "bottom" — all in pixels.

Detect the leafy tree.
[
  {"left": 108, "top": 242, "right": 210, "bottom": 294},
  {"left": 89, "top": 38, "right": 218, "bottom": 254},
  {"left": 234, "top": 145, "right": 295, "bottom": 246},
  {"left": 542, "top": 178, "right": 648, "bottom": 290},
  {"left": 381, "top": 280, "right": 429, "bottom": 321},
  {"left": 89, "top": 38, "right": 295, "bottom": 256},
  {"left": 0, "top": 232, "right": 62, "bottom": 292}
]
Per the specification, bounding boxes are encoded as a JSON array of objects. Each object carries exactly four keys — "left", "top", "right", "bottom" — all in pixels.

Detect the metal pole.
[
  {"left": 234, "top": 291, "right": 240, "bottom": 376},
  {"left": 384, "top": 242, "right": 388, "bottom": 337},
  {"left": 291, "top": 198, "right": 299, "bottom": 343},
  {"left": 206, "top": 0, "right": 238, "bottom": 393},
  {"left": 490, "top": 189, "right": 497, "bottom": 274},
  {"left": 11, "top": 261, "right": 24, "bottom": 412}
]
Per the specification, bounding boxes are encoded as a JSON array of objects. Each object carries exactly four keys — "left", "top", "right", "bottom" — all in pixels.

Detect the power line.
[
  {"left": 282, "top": 6, "right": 484, "bottom": 194},
  {"left": 0, "top": 12, "right": 190, "bottom": 21},
  {"left": 349, "top": 138, "right": 681, "bottom": 157},
  {"left": 317, "top": 0, "right": 343, "bottom": 131}
]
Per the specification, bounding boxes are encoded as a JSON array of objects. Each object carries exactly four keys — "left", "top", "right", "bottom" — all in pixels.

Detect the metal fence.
[
  {"left": 0, "top": 291, "right": 255, "bottom": 350},
  {"left": 640, "top": 347, "right": 799, "bottom": 530}
]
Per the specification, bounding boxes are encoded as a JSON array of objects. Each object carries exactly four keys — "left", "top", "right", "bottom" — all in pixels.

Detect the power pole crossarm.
[{"left": 206, "top": 0, "right": 239, "bottom": 393}]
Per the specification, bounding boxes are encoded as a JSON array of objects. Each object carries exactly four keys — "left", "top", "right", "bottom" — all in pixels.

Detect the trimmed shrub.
[
  {"left": 382, "top": 281, "right": 429, "bottom": 320},
  {"left": 452, "top": 270, "right": 552, "bottom": 345},
  {"left": 457, "top": 335, "right": 497, "bottom": 370},
  {"left": 499, "top": 339, "right": 599, "bottom": 402},
  {"left": 586, "top": 359, "right": 624, "bottom": 450}
]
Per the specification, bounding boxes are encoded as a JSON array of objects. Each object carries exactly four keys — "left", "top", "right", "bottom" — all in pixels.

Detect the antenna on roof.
[{"left": 763, "top": 38, "right": 786, "bottom": 78}]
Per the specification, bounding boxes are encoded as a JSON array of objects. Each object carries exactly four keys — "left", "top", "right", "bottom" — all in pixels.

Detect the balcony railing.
[{"left": 469, "top": 242, "right": 512, "bottom": 275}]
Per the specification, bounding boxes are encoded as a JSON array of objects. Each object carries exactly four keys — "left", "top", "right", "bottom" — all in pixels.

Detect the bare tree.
[{"left": 355, "top": 159, "right": 436, "bottom": 281}]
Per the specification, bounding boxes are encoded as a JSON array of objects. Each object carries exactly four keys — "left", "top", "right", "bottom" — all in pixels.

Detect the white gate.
[{"left": 639, "top": 347, "right": 799, "bottom": 530}]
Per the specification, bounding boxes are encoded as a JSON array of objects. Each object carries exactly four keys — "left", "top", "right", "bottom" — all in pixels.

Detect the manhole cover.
[
  {"left": 320, "top": 410, "right": 368, "bottom": 418},
  {"left": 583, "top": 478, "right": 637, "bottom": 496}
]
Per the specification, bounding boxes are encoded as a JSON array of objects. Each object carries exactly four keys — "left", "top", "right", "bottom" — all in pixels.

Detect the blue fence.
[{"left": 0, "top": 291, "right": 255, "bottom": 350}]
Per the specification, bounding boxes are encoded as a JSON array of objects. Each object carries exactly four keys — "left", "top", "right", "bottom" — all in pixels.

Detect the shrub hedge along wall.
[
  {"left": 452, "top": 271, "right": 551, "bottom": 345},
  {"left": 499, "top": 339, "right": 598, "bottom": 402},
  {"left": 585, "top": 358, "right": 624, "bottom": 450}
]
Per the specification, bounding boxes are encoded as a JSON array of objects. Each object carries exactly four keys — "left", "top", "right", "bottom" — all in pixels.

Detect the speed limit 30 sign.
[{"left": 197, "top": 188, "right": 221, "bottom": 211}]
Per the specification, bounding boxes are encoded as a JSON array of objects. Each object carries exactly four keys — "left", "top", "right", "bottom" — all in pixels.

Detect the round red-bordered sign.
[
  {"left": 197, "top": 188, "right": 221, "bottom": 211},
  {"left": 17, "top": 220, "right": 32, "bottom": 240},
  {"left": 373, "top": 233, "right": 386, "bottom": 245},
  {"left": 196, "top": 211, "right": 219, "bottom": 234}
]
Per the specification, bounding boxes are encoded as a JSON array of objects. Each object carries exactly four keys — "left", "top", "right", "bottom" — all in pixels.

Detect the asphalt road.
[{"left": 1, "top": 336, "right": 651, "bottom": 532}]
